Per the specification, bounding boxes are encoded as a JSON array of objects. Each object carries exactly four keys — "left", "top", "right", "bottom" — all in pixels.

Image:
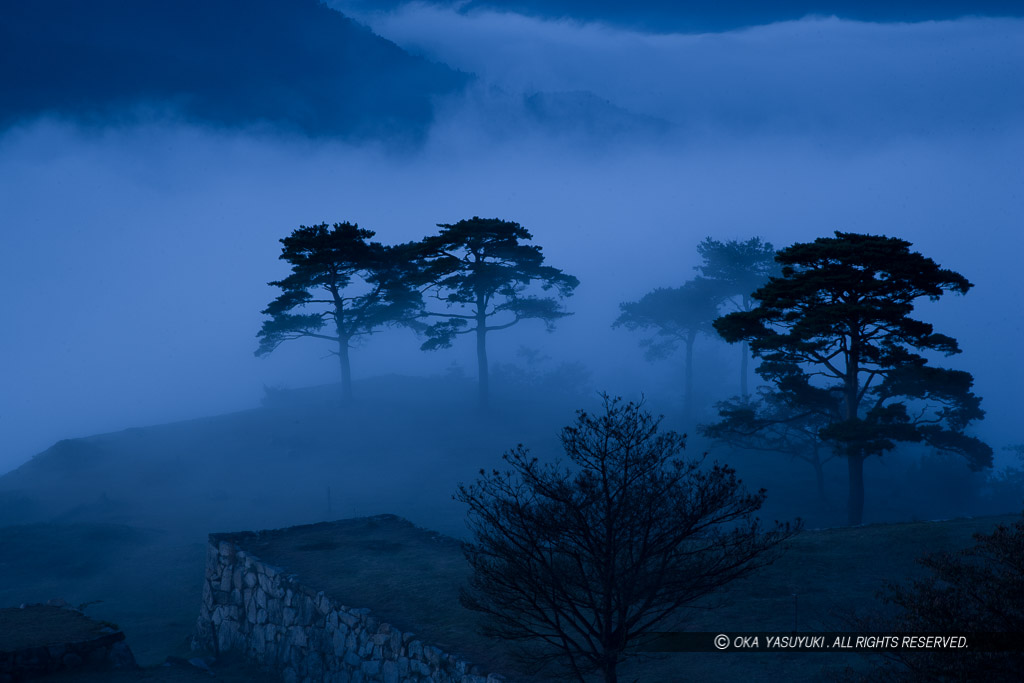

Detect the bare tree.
[{"left": 456, "top": 395, "right": 797, "bottom": 682}]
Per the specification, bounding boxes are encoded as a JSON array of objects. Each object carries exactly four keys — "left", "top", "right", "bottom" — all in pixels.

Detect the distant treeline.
[{"left": 254, "top": 218, "right": 992, "bottom": 526}]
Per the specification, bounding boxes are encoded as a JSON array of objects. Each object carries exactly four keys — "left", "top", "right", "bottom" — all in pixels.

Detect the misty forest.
[{"left": 1, "top": 1, "right": 1023, "bottom": 682}]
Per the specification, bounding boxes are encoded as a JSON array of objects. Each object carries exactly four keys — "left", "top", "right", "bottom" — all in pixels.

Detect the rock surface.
[{"left": 193, "top": 518, "right": 506, "bottom": 683}]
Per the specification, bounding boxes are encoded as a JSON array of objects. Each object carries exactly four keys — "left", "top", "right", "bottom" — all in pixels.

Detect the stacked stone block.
[{"left": 194, "top": 536, "right": 506, "bottom": 683}]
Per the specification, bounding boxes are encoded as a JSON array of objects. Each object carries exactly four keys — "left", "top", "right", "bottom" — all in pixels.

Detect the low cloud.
[
  {"left": 1, "top": 6, "right": 1021, "bottom": 473},
  {"left": 343, "top": 3, "right": 1024, "bottom": 141}
]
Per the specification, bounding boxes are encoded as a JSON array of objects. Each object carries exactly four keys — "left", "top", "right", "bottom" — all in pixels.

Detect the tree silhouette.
[
  {"left": 853, "top": 514, "right": 1024, "bottom": 681},
  {"left": 715, "top": 231, "right": 992, "bottom": 525},
  {"left": 613, "top": 278, "right": 722, "bottom": 421},
  {"left": 702, "top": 387, "right": 837, "bottom": 504},
  {"left": 696, "top": 237, "right": 779, "bottom": 397},
  {"left": 457, "top": 395, "right": 796, "bottom": 683},
  {"left": 256, "top": 222, "right": 421, "bottom": 400},
  {"left": 417, "top": 217, "right": 578, "bottom": 408}
]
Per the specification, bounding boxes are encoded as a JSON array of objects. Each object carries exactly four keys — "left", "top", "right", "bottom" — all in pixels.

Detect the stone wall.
[{"left": 193, "top": 534, "right": 506, "bottom": 683}]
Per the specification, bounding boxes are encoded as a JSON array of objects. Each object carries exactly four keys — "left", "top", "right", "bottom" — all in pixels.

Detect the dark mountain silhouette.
[
  {"left": 1, "top": 0, "right": 469, "bottom": 140},
  {"left": 523, "top": 91, "right": 671, "bottom": 140},
  {"left": 337, "top": 0, "right": 1024, "bottom": 33}
]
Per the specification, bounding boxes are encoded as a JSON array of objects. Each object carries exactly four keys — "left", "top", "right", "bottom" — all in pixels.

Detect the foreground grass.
[
  {"left": 0, "top": 514, "right": 1014, "bottom": 681},
  {"left": 236, "top": 514, "right": 1017, "bottom": 682},
  {"left": 34, "top": 654, "right": 280, "bottom": 682},
  {"left": 0, "top": 379, "right": 1016, "bottom": 680}
]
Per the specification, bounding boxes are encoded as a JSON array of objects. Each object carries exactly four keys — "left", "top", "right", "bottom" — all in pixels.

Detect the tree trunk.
[
  {"left": 740, "top": 340, "right": 749, "bottom": 398},
  {"left": 813, "top": 457, "right": 826, "bottom": 505},
  {"left": 844, "top": 333, "right": 863, "bottom": 525},
  {"left": 601, "top": 658, "right": 618, "bottom": 683},
  {"left": 339, "top": 337, "right": 352, "bottom": 401},
  {"left": 476, "top": 324, "right": 489, "bottom": 409},
  {"left": 740, "top": 295, "right": 751, "bottom": 398},
  {"left": 847, "top": 453, "right": 865, "bottom": 526},
  {"left": 684, "top": 330, "right": 696, "bottom": 422}
]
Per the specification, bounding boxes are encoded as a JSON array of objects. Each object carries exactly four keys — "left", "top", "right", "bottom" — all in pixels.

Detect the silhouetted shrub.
[{"left": 859, "top": 514, "right": 1024, "bottom": 682}]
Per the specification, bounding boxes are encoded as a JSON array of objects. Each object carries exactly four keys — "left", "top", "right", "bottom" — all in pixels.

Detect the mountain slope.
[
  {"left": 0, "top": 377, "right": 578, "bottom": 537},
  {"left": 1, "top": 0, "right": 469, "bottom": 140}
]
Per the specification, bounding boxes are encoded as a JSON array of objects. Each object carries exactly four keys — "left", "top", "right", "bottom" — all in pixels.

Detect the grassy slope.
[
  {"left": 2, "top": 512, "right": 1007, "bottom": 680},
  {"left": 0, "top": 377, "right": 577, "bottom": 667},
  {"left": 0, "top": 377, "right": 576, "bottom": 537},
  {"left": 228, "top": 514, "right": 1016, "bottom": 682},
  {"left": 0, "top": 604, "right": 117, "bottom": 651},
  {"left": 0, "top": 376, "right": 1017, "bottom": 679},
  {"left": 1, "top": 376, "right": 999, "bottom": 538}
]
